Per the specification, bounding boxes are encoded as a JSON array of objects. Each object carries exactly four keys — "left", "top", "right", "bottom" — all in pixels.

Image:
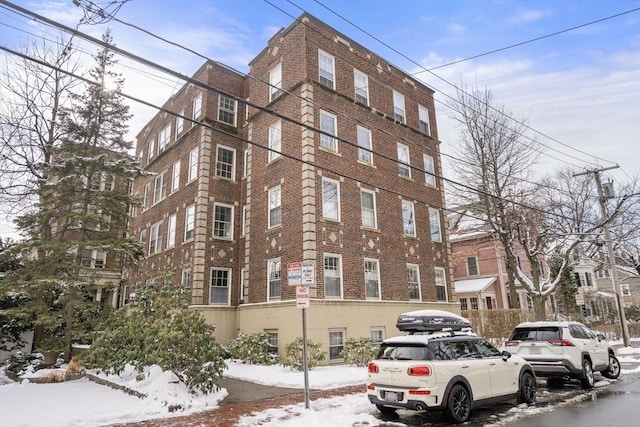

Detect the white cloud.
[
  {"left": 508, "top": 9, "right": 549, "bottom": 25},
  {"left": 448, "top": 22, "right": 467, "bottom": 34}
]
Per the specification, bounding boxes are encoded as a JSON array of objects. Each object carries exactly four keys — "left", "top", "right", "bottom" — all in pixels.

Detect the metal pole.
[
  {"left": 302, "top": 307, "right": 310, "bottom": 409},
  {"left": 592, "top": 169, "right": 631, "bottom": 347}
]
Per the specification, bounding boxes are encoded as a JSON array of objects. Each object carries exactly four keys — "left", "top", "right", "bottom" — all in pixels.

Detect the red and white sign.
[
  {"left": 296, "top": 285, "right": 310, "bottom": 309},
  {"left": 287, "top": 262, "right": 302, "bottom": 286}
]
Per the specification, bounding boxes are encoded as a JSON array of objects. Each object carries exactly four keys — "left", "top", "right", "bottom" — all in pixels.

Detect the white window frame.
[
  {"left": 353, "top": 69, "right": 369, "bottom": 105},
  {"left": 242, "top": 205, "right": 248, "bottom": 235},
  {"left": 318, "top": 49, "right": 335, "bottom": 89},
  {"left": 158, "top": 124, "right": 171, "bottom": 153},
  {"left": 142, "top": 183, "right": 151, "bottom": 210},
  {"left": 397, "top": 143, "right": 411, "bottom": 178},
  {"left": 175, "top": 111, "right": 184, "bottom": 139},
  {"left": 213, "top": 202, "right": 234, "bottom": 240},
  {"left": 322, "top": 177, "right": 340, "bottom": 221},
  {"left": 370, "top": 329, "right": 384, "bottom": 345},
  {"left": 216, "top": 145, "right": 236, "bottom": 181},
  {"left": 149, "top": 220, "right": 163, "bottom": 255},
  {"left": 268, "top": 185, "right": 282, "bottom": 228},
  {"left": 184, "top": 204, "right": 195, "bottom": 241},
  {"left": 435, "top": 266, "right": 448, "bottom": 302},
  {"left": 148, "top": 138, "right": 155, "bottom": 161},
  {"left": 218, "top": 95, "right": 237, "bottom": 126},
  {"left": 181, "top": 268, "right": 192, "bottom": 288},
  {"left": 267, "top": 258, "right": 281, "bottom": 301},
  {"left": 467, "top": 256, "right": 479, "bottom": 276},
  {"left": 423, "top": 153, "right": 435, "bottom": 187},
  {"left": 418, "top": 104, "right": 430, "bottom": 135},
  {"left": 167, "top": 213, "right": 176, "bottom": 248},
  {"left": 319, "top": 110, "right": 338, "bottom": 152},
  {"left": 153, "top": 171, "right": 167, "bottom": 205},
  {"left": 357, "top": 126, "right": 373, "bottom": 164},
  {"left": 324, "top": 253, "right": 343, "bottom": 299},
  {"left": 210, "top": 267, "right": 231, "bottom": 306},
  {"left": 269, "top": 62, "right": 282, "bottom": 101},
  {"left": 243, "top": 149, "right": 249, "bottom": 178},
  {"left": 192, "top": 93, "right": 202, "bottom": 120},
  {"left": 268, "top": 120, "right": 282, "bottom": 162},
  {"left": 364, "top": 258, "right": 381, "bottom": 300},
  {"left": 402, "top": 200, "right": 416, "bottom": 237},
  {"left": 328, "top": 329, "right": 345, "bottom": 361},
  {"left": 360, "top": 188, "right": 377, "bottom": 229},
  {"left": 171, "top": 160, "right": 180, "bottom": 193},
  {"left": 188, "top": 146, "right": 199, "bottom": 181},
  {"left": 393, "top": 90, "right": 405, "bottom": 123},
  {"left": 429, "top": 207, "right": 442, "bottom": 242},
  {"left": 407, "top": 263, "right": 421, "bottom": 301}
]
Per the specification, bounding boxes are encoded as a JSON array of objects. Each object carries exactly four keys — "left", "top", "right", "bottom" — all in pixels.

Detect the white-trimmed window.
[
  {"left": 139, "top": 229, "right": 146, "bottom": 247},
  {"left": 324, "top": 253, "right": 342, "bottom": 298},
  {"left": 268, "top": 120, "right": 282, "bottom": 162},
  {"left": 192, "top": 93, "right": 202, "bottom": 120},
  {"left": 435, "top": 267, "right": 448, "bottom": 302},
  {"left": 171, "top": 160, "right": 180, "bottom": 193},
  {"left": 429, "top": 207, "right": 442, "bottom": 242},
  {"left": 181, "top": 268, "right": 192, "bottom": 288},
  {"left": 167, "top": 213, "right": 176, "bottom": 248},
  {"left": 364, "top": 258, "right": 380, "bottom": 299},
  {"left": 329, "top": 330, "right": 345, "bottom": 361},
  {"left": 460, "top": 298, "right": 468, "bottom": 310},
  {"left": 467, "top": 257, "right": 479, "bottom": 276},
  {"left": 269, "top": 62, "right": 282, "bottom": 101},
  {"left": 402, "top": 200, "right": 416, "bottom": 237},
  {"left": 158, "top": 124, "right": 171, "bottom": 153},
  {"left": 78, "top": 248, "right": 106, "bottom": 269},
  {"left": 216, "top": 145, "right": 235, "bottom": 181},
  {"left": 210, "top": 267, "right": 231, "bottom": 305},
  {"left": 357, "top": 126, "right": 373, "bottom": 164},
  {"left": 243, "top": 149, "right": 249, "bottom": 178},
  {"left": 267, "top": 258, "right": 281, "bottom": 300},
  {"left": 148, "top": 138, "right": 155, "bottom": 161},
  {"left": 318, "top": 49, "right": 335, "bottom": 89},
  {"left": 470, "top": 297, "right": 479, "bottom": 310},
  {"left": 149, "top": 221, "right": 163, "bottom": 255},
  {"left": 319, "top": 110, "right": 337, "bottom": 151},
  {"left": 370, "top": 329, "right": 384, "bottom": 345},
  {"left": 407, "top": 263, "right": 421, "bottom": 300},
  {"left": 423, "top": 153, "right": 435, "bottom": 187},
  {"left": 213, "top": 203, "right": 233, "bottom": 240},
  {"left": 360, "top": 189, "right": 377, "bottom": 229},
  {"left": 268, "top": 185, "right": 281, "bottom": 228},
  {"left": 418, "top": 104, "right": 430, "bottom": 135},
  {"left": 393, "top": 90, "right": 405, "bottom": 123},
  {"left": 142, "top": 183, "right": 151, "bottom": 210},
  {"left": 242, "top": 205, "right": 248, "bottom": 235},
  {"left": 175, "top": 112, "right": 184, "bottom": 139},
  {"left": 265, "top": 330, "right": 278, "bottom": 354},
  {"left": 322, "top": 178, "right": 340, "bottom": 221},
  {"left": 354, "top": 69, "right": 369, "bottom": 105},
  {"left": 218, "top": 95, "right": 237, "bottom": 126},
  {"left": 153, "top": 171, "right": 167, "bottom": 204},
  {"left": 184, "top": 204, "right": 195, "bottom": 240},
  {"left": 397, "top": 143, "right": 411, "bottom": 178},
  {"left": 188, "top": 146, "right": 199, "bottom": 181}
]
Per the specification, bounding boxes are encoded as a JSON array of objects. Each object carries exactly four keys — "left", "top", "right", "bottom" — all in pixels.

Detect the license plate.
[
  {"left": 529, "top": 346, "right": 541, "bottom": 354},
  {"left": 384, "top": 391, "right": 402, "bottom": 402}
]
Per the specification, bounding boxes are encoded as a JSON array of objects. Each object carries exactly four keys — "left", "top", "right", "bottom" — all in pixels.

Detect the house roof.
[{"left": 454, "top": 277, "right": 497, "bottom": 294}]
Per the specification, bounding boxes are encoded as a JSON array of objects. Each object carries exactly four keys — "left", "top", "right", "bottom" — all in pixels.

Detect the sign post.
[{"left": 295, "top": 261, "right": 315, "bottom": 409}]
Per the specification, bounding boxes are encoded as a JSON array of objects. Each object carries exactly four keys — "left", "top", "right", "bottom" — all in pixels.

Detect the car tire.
[
  {"left": 601, "top": 354, "right": 621, "bottom": 380},
  {"left": 518, "top": 371, "right": 536, "bottom": 404},
  {"left": 580, "top": 359, "right": 594, "bottom": 389},
  {"left": 446, "top": 384, "right": 471, "bottom": 424},
  {"left": 375, "top": 404, "right": 397, "bottom": 414}
]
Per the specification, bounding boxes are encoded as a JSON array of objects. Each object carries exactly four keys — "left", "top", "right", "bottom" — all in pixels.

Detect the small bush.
[
  {"left": 341, "top": 337, "right": 378, "bottom": 367},
  {"left": 227, "top": 332, "right": 278, "bottom": 365},
  {"left": 282, "top": 337, "right": 325, "bottom": 371}
]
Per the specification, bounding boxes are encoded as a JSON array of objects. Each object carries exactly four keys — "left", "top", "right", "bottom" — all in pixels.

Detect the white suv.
[
  {"left": 503, "top": 321, "right": 621, "bottom": 388},
  {"left": 366, "top": 311, "right": 536, "bottom": 423}
]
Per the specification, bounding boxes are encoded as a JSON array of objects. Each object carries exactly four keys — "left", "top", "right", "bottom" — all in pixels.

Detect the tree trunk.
[{"left": 532, "top": 294, "right": 546, "bottom": 321}]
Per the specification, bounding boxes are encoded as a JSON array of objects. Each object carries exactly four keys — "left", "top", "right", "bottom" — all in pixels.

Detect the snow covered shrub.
[
  {"left": 282, "top": 337, "right": 326, "bottom": 371},
  {"left": 341, "top": 337, "right": 378, "bottom": 367},
  {"left": 83, "top": 282, "right": 226, "bottom": 394},
  {"left": 227, "top": 332, "right": 278, "bottom": 365}
]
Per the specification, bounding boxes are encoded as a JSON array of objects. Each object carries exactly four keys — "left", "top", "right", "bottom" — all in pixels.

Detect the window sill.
[
  {"left": 318, "top": 146, "right": 341, "bottom": 156},
  {"left": 321, "top": 218, "right": 343, "bottom": 225},
  {"left": 357, "top": 160, "right": 376, "bottom": 168},
  {"left": 398, "top": 175, "right": 414, "bottom": 182},
  {"left": 361, "top": 226, "right": 379, "bottom": 233}
]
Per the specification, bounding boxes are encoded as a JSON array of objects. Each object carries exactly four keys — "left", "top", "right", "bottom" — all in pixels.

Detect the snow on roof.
[
  {"left": 399, "top": 309, "right": 468, "bottom": 322},
  {"left": 454, "top": 277, "right": 497, "bottom": 293}
]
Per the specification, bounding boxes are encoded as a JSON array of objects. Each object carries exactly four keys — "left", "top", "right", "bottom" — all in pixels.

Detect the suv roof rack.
[{"left": 396, "top": 310, "right": 472, "bottom": 334}]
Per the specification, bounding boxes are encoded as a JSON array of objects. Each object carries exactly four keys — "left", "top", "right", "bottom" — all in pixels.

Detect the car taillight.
[
  {"left": 368, "top": 362, "right": 379, "bottom": 373},
  {"left": 548, "top": 339, "right": 574, "bottom": 346},
  {"left": 409, "top": 389, "right": 431, "bottom": 395},
  {"left": 407, "top": 365, "right": 431, "bottom": 376},
  {"left": 503, "top": 340, "right": 520, "bottom": 346}
]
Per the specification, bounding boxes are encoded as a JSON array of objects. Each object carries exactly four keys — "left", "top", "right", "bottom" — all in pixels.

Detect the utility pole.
[{"left": 575, "top": 166, "right": 630, "bottom": 347}]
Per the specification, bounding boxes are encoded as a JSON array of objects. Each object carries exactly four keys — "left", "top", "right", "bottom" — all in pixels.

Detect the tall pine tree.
[{"left": 7, "top": 31, "right": 144, "bottom": 360}]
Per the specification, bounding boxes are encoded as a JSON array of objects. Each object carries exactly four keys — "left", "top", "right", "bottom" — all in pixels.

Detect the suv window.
[
  {"left": 475, "top": 339, "right": 502, "bottom": 357},
  {"left": 378, "top": 344, "right": 433, "bottom": 361},
  {"left": 569, "top": 324, "right": 596, "bottom": 339},
  {"left": 511, "top": 327, "right": 561, "bottom": 341},
  {"left": 448, "top": 340, "right": 477, "bottom": 359}
]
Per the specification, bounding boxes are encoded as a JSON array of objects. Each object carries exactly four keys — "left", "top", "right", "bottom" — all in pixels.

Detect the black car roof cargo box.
[{"left": 396, "top": 309, "right": 471, "bottom": 333}]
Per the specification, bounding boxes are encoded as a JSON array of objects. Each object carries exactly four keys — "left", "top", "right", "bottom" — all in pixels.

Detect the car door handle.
[
  {"left": 489, "top": 362, "right": 496, "bottom": 366},
  {"left": 461, "top": 364, "right": 469, "bottom": 369}
]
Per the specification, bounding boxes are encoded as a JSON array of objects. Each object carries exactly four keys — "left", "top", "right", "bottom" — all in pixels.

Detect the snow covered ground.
[{"left": 1, "top": 338, "right": 639, "bottom": 427}]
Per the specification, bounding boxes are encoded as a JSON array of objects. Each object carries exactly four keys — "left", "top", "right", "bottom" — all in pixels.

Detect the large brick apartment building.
[{"left": 124, "top": 14, "right": 458, "bottom": 362}]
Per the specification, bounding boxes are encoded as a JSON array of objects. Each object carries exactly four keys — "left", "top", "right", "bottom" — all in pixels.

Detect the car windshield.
[{"left": 511, "top": 327, "right": 561, "bottom": 341}]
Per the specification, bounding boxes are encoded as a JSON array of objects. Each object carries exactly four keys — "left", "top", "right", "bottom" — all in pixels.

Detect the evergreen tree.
[
  {"left": 549, "top": 255, "right": 580, "bottom": 320},
  {"left": 0, "top": 238, "right": 32, "bottom": 352},
  {"left": 6, "top": 31, "right": 144, "bottom": 360}
]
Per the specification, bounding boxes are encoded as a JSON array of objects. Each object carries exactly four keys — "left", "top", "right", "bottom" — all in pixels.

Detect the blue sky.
[{"left": 1, "top": 0, "right": 639, "bottom": 238}]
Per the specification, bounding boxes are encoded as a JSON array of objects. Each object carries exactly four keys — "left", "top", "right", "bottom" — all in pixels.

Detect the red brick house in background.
[{"left": 124, "top": 14, "right": 459, "bottom": 363}]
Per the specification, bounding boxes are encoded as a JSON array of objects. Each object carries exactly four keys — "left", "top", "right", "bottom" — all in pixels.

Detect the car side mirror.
[
  {"left": 501, "top": 350, "right": 511, "bottom": 361},
  {"left": 597, "top": 333, "right": 606, "bottom": 342}
]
